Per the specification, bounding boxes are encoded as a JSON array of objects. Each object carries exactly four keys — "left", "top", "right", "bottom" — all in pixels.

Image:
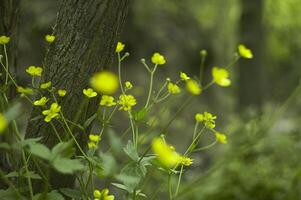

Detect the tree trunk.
[
  {"left": 238, "top": 0, "right": 264, "bottom": 111},
  {"left": 26, "top": 0, "right": 129, "bottom": 190},
  {"left": 0, "top": 0, "right": 20, "bottom": 189},
  {"left": 0, "top": 0, "right": 20, "bottom": 80}
]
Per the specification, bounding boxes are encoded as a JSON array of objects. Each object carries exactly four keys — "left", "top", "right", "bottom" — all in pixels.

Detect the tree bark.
[
  {"left": 0, "top": 0, "right": 20, "bottom": 189},
  {"left": 0, "top": 0, "right": 20, "bottom": 80},
  {"left": 238, "top": 0, "right": 264, "bottom": 111},
  {"left": 26, "top": 0, "right": 129, "bottom": 189}
]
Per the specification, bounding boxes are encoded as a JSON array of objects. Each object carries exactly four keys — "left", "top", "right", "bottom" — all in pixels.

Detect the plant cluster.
[{"left": 0, "top": 33, "right": 252, "bottom": 199}]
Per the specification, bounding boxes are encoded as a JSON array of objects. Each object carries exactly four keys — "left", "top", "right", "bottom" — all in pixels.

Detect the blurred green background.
[{"left": 16, "top": 0, "right": 301, "bottom": 199}]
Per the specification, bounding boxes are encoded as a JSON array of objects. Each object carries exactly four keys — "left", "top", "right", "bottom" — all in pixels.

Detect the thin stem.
[
  {"left": 128, "top": 111, "right": 137, "bottom": 148},
  {"left": 174, "top": 165, "right": 184, "bottom": 198},
  {"left": 184, "top": 126, "right": 205, "bottom": 156},
  {"left": 51, "top": 91, "right": 88, "bottom": 159},
  {"left": 22, "top": 151, "right": 34, "bottom": 200},
  {"left": 50, "top": 121, "right": 63, "bottom": 142},
  {"left": 4, "top": 44, "right": 9, "bottom": 84},
  {"left": 0, "top": 168, "right": 23, "bottom": 199},
  {"left": 145, "top": 64, "right": 158, "bottom": 108},
  {"left": 155, "top": 93, "right": 170, "bottom": 103},
  {"left": 193, "top": 139, "right": 217, "bottom": 152},
  {"left": 138, "top": 96, "right": 193, "bottom": 164},
  {"left": 65, "top": 118, "right": 84, "bottom": 130},
  {"left": 0, "top": 60, "right": 18, "bottom": 87},
  {"left": 154, "top": 81, "right": 168, "bottom": 101},
  {"left": 168, "top": 174, "right": 173, "bottom": 200},
  {"left": 60, "top": 111, "right": 88, "bottom": 159},
  {"left": 192, "top": 122, "right": 199, "bottom": 139},
  {"left": 141, "top": 60, "right": 152, "bottom": 73},
  {"left": 118, "top": 53, "right": 125, "bottom": 94},
  {"left": 31, "top": 77, "right": 35, "bottom": 88},
  {"left": 199, "top": 53, "right": 206, "bottom": 85}
]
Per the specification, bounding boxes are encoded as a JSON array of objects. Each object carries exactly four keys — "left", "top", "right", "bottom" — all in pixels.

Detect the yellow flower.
[
  {"left": 94, "top": 189, "right": 101, "bottom": 198},
  {"left": 0, "top": 113, "right": 8, "bottom": 133},
  {"left": 117, "top": 94, "right": 137, "bottom": 111},
  {"left": 17, "top": 86, "right": 33, "bottom": 95},
  {"left": 215, "top": 132, "right": 227, "bottom": 144},
  {"left": 0, "top": 35, "right": 10, "bottom": 45},
  {"left": 167, "top": 82, "right": 181, "bottom": 94},
  {"left": 152, "top": 137, "right": 181, "bottom": 167},
  {"left": 180, "top": 72, "right": 190, "bottom": 81},
  {"left": 26, "top": 66, "right": 43, "bottom": 76},
  {"left": 180, "top": 156, "right": 193, "bottom": 166},
  {"left": 33, "top": 97, "right": 48, "bottom": 106},
  {"left": 42, "top": 103, "right": 61, "bottom": 122},
  {"left": 94, "top": 188, "right": 114, "bottom": 200},
  {"left": 186, "top": 79, "right": 202, "bottom": 95},
  {"left": 115, "top": 41, "right": 125, "bottom": 53},
  {"left": 40, "top": 81, "right": 52, "bottom": 89},
  {"left": 58, "top": 89, "right": 67, "bottom": 97},
  {"left": 45, "top": 34, "right": 55, "bottom": 43},
  {"left": 88, "top": 142, "right": 97, "bottom": 149},
  {"left": 151, "top": 52, "right": 166, "bottom": 65},
  {"left": 90, "top": 71, "right": 119, "bottom": 95},
  {"left": 125, "top": 81, "right": 133, "bottom": 90},
  {"left": 238, "top": 44, "right": 253, "bottom": 59},
  {"left": 89, "top": 134, "right": 101, "bottom": 142},
  {"left": 100, "top": 95, "right": 116, "bottom": 107},
  {"left": 195, "top": 112, "right": 216, "bottom": 129},
  {"left": 83, "top": 88, "right": 97, "bottom": 98},
  {"left": 212, "top": 67, "right": 231, "bottom": 87}
]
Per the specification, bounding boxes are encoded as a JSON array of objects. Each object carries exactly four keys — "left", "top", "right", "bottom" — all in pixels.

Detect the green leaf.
[
  {"left": 5, "top": 170, "right": 41, "bottom": 180},
  {"left": 0, "top": 188, "right": 25, "bottom": 200},
  {"left": 108, "top": 129, "right": 123, "bottom": 153},
  {"left": 19, "top": 137, "right": 42, "bottom": 147},
  {"left": 51, "top": 141, "right": 74, "bottom": 160},
  {"left": 4, "top": 102, "right": 22, "bottom": 121},
  {"left": 111, "top": 183, "right": 129, "bottom": 191},
  {"left": 30, "top": 115, "right": 44, "bottom": 122},
  {"left": 132, "top": 108, "right": 148, "bottom": 122},
  {"left": 59, "top": 188, "right": 82, "bottom": 199},
  {"left": 123, "top": 140, "right": 139, "bottom": 161},
  {"left": 33, "top": 190, "right": 64, "bottom": 200},
  {"left": 0, "top": 142, "right": 10, "bottom": 150},
  {"left": 117, "top": 162, "right": 144, "bottom": 192},
  {"left": 29, "top": 143, "right": 51, "bottom": 160},
  {"left": 84, "top": 113, "right": 97, "bottom": 128},
  {"left": 95, "top": 153, "right": 116, "bottom": 177},
  {"left": 52, "top": 157, "right": 84, "bottom": 174}
]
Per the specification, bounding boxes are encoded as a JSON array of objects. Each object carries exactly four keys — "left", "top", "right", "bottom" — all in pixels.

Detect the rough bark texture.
[
  {"left": 238, "top": 0, "right": 264, "bottom": 111},
  {"left": 0, "top": 0, "right": 20, "bottom": 78},
  {"left": 26, "top": 0, "right": 129, "bottom": 189},
  {"left": 0, "top": 0, "right": 20, "bottom": 188}
]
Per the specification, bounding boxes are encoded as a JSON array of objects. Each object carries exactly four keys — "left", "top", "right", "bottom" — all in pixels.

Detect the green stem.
[
  {"left": 0, "top": 60, "right": 18, "bottom": 87},
  {"left": 199, "top": 54, "right": 206, "bottom": 85},
  {"left": 193, "top": 139, "right": 217, "bottom": 152},
  {"left": 51, "top": 91, "right": 88, "bottom": 159},
  {"left": 50, "top": 121, "right": 63, "bottom": 142},
  {"left": 0, "top": 168, "right": 23, "bottom": 199},
  {"left": 168, "top": 174, "right": 173, "bottom": 200},
  {"left": 174, "top": 165, "right": 184, "bottom": 198},
  {"left": 192, "top": 122, "right": 199, "bottom": 139},
  {"left": 145, "top": 64, "right": 158, "bottom": 108},
  {"left": 118, "top": 53, "right": 125, "bottom": 95},
  {"left": 21, "top": 151, "right": 34, "bottom": 200},
  {"left": 3, "top": 44, "right": 9, "bottom": 84},
  {"left": 128, "top": 111, "right": 137, "bottom": 149}
]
